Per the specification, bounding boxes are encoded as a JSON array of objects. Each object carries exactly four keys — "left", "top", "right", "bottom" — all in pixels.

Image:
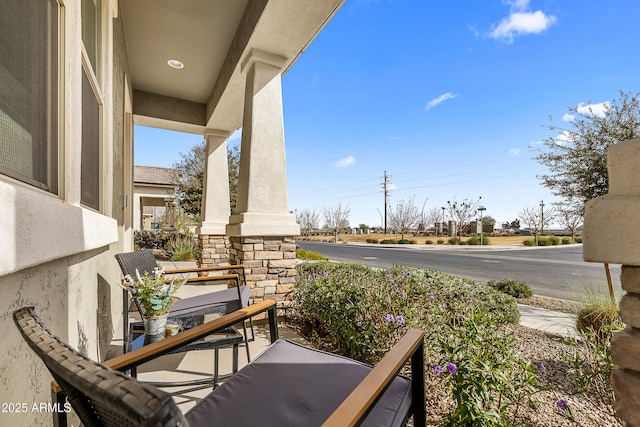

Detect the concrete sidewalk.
[{"left": 518, "top": 304, "right": 578, "bottom": 338}]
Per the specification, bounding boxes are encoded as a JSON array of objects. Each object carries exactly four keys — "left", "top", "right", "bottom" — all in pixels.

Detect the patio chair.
[
  {"left": 14, "top": 301, "right": 426, "bottom": 427},
  {"left": 115, "top": 249, "right": 253, "bottom": 357}
]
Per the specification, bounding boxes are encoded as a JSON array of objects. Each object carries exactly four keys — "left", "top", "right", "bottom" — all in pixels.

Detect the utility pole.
[
  {"left": 381, "top": 171, "right": 391, "bottom": 234},
  {"left": 539, "top": 200, "right": 545, "bottom": 235}
]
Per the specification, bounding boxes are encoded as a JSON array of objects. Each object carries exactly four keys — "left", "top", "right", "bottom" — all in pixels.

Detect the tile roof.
[{"left": 134, "top": 166, "right": 175, "bottom": 186}]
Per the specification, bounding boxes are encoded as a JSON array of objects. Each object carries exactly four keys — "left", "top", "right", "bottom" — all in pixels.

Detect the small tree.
[
  {"left": 556, "top": 204, "right": 584, "bottom": 240},
  {"left": 447, "top": 197, "right": 482, "bottom": 242},
  {"left": 501, "top": 219, "right": 521, "bottom": 229},
  {"left": 534, "top": 91, "right": 640, "bottom": 211},
  {"left": 388, "top": 197, "right": 421, "bottom": 240},
  {"left": 519, "top": 204, "right": 556, "bottom": 244},
  {"left": 171, "top": 141, "right": 206, "bottom": 217},
  {"left": 171, "top": 140, "right": 240, "bottom": 217},
  {"left": 296, "top": 208, "right": 320, "bottom": 237},
  {"left": 423, "top": 206, "right": 443, "bottom": 235},
  {"left": 321, "top": 203, "right": 351, "bottom": 243}
]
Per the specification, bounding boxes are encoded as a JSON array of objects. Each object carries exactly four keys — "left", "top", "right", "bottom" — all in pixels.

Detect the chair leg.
[
  {"left": 241, "top": 321, "right": 251, "bottom": 362},
  {"left": 214, "top": 347, "right": 220, "bottom": 387}
]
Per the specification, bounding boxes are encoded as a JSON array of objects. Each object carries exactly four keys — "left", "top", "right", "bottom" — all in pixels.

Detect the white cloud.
[
  {"left": 388, "top": 183, "right": 398, "bottom": 191},
  {"left": 424, "top": 92, "right": 458, "bottom": 111},
  {"left": 576, "top": 101, "right": 610, "bottom": 118},
  {"left": 554, "top": 130, "right": 574, "bottom": 146},
  {"left": 562, "top": 113, "right": 576, "bottom": 122},
  {"left": 332, "top": 155, "right": 357, "bottom": 168},
  {"left": 489, "top": 0, "right": 556, "bottom": 43},
  {"left": 509, "top": 148, "right": 521, "bottom": 156}
]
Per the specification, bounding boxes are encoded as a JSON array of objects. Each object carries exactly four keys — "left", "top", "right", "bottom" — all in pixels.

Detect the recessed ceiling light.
[{"left": 167, "top": 59, "right": 184, "bottom": 69}]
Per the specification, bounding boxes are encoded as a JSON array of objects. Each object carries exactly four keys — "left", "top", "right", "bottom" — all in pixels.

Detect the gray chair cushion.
[
  {"left": 185, "top": 339, "right": 412, "bottom": 427},
  {"left": 169, "top": 285, "right": 250, "bottom": 318}
]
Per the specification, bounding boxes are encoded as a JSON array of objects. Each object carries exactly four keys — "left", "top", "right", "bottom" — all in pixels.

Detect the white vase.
[{"left": 143, "top": 316, "right": 168, "bottom": 337}]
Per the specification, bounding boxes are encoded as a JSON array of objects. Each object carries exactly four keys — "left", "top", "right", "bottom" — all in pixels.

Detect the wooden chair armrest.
[
  {"left": 165, "top": 264, "right": 245, "bottom": 275},
  {"left": 103, "top": 299, "right": 277, "bottom": 372},
  {"left": 182, "top": 274, "right": 239, "bottom": 285},
  {"left": 322, "top": 328, "right": 425, "bottom": 427}
]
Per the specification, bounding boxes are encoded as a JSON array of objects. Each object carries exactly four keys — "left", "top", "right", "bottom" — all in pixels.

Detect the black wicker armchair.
[{"left": 115, "top": 249, "right": 253, "bottom": 357}]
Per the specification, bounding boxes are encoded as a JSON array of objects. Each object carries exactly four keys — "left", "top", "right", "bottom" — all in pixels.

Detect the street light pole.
[
  {"left": 539, "top": 200, "right": 545, "bottom": 235},
  {"left": 441, "top": 206, "right": 445, "bottom": 237},
  {"left": 478, "top": 205, "right": 487, "bottom": 245}
]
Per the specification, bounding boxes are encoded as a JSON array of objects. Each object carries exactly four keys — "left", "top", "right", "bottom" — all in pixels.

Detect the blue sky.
[{"left": 135, "top": 0, "right": 640, "bottom": 228}]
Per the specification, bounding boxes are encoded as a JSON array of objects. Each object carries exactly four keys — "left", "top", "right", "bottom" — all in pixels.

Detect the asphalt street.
[{"left": 296, "top": 241, "right": 622, "bottom": 301}]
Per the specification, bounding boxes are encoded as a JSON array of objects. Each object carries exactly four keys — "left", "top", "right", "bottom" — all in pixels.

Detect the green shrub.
[
  {"left": 466, "top": 235, "right": 491, "bottom": 245},
  {"left": 567, "top": 312, "right": 624, "bottom": 402},
  {"left": 523, "top": 239, "right": 534, "bottom": 246},
  {"left": 536, "top": 237, "right": 549, "bottom": 246},
  {"left": 562, "top": 237, "right": 573, "bottom": 244},
  {"left": 575, "top": 236, "right": 583, "bottom": 243},
  {"left": 487, "top": 278, "right": 533, "bottom": 299},
  {"left": 548, "top": 236, "right": 560, "bottom": 245},
  {"left": 380, "top": 239, "right": 397, "bottom": 244},
  {"left": 397, "top": 239, "right": 411, "bottom": 244},
  {"left": 163, "top": 234, "right": 197, "bottom": 261},
  {"left": 435, "top": 307, "right": 539, "bottom": 426},
  {"left": 576, "top": 302, "right": 621, "bottom": 337},
  {"left": 437, "top": 239, "right": 445, "bottom": 244},
  {"left": 425, "top": 240, "right": 434, "bottom": 244},
  {"left": 292, "top": 263, "right": 520, "bottom": 364},
  {"left": 296, "top": 248, "right": 328, "bottom": 260},
  {"left": 292, "top": 263, "right": 528, "bottom": 424},
  {"left": 134, "top": 230, "right": 169, "bottom": 250},
  {"left": 365, "top": 238, "right": 379, "bottom": 244},
  {"left": 448, "top": 237, "right": 459, "bottom": 245}
]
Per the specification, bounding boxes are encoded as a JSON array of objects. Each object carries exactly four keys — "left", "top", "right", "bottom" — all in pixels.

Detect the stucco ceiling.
[
  {"left": 120, "top": 0, "right": 248, "bottom": 105},
  {"left": 120, "top": 0, "right": 345, "bottom": 132}
]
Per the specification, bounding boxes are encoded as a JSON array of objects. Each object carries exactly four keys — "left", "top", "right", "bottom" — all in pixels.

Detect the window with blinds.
[{"left": 0, "top": 0, "right": 59, "bottom": 193}]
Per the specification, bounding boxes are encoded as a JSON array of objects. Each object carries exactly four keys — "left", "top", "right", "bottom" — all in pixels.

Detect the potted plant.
[{"left": 121, "top": 267, "right": 184, "bottom": 337}]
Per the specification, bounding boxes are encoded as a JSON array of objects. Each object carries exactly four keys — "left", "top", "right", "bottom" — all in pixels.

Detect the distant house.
[{"left": 133, "top": 165, "right": 176, "bottom": 231}]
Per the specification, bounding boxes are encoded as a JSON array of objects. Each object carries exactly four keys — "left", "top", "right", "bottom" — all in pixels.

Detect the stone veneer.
[
  {"left": 198, "top": 235, "right": 230, "bottom": 268},
  {"left": 228, "top": 236, "right": 296, "bottom": 314}
]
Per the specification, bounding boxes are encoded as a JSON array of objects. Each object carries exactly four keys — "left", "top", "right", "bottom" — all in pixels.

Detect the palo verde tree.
[
  {"left": 171, "top": 140, "right": 240, "bottom": 218},
  {"left": 534, "top": 91, "right": 640, "bottom": 212},
  {"left": 388, "top": 197, "right": 421, "bottom": 240},
  {"left": 320, "top": 203, "right": 351, "bottom": 243}
]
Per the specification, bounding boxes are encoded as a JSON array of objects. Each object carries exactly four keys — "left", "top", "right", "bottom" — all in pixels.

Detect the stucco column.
[
  {"left": 199, "top": 129, "right": 232, "bottom": 235},
  {"left": 226, "top": 49, "right": 299, "bottom": 237},
  {"left": 583, "top": 137, "right": 640, "bottom": 425},
  {"left": 198, "top": 129, "right": 232, "bottom": 267},
  {"left": 226, "top": 49, "right": 299, "bottom": 312}
]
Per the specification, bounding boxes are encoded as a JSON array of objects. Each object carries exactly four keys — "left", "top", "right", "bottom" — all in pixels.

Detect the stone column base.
[
  {"left": 229, "top": 236, "right": 296, "bottom": 316},
  {"left": 198, "top": 234, "right": 230, "bottom": 268}
]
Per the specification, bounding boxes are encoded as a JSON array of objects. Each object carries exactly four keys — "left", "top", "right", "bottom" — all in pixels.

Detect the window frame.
[
  {"left": 0, "top": 0, "right": 62, "bottom": 195},
  {"left": 79, "top": 0, "right": 104, "bottom": 212}
]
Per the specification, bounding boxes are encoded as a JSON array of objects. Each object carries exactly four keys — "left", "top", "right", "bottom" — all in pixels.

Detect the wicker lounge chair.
[{"left": 14, "top": 301, "right": 426, "bottom": 427}]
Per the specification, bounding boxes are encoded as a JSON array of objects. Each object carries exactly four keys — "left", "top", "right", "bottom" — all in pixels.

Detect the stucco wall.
[{"left": 0, "top": 2, "right": 131, "bottom": 425}]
